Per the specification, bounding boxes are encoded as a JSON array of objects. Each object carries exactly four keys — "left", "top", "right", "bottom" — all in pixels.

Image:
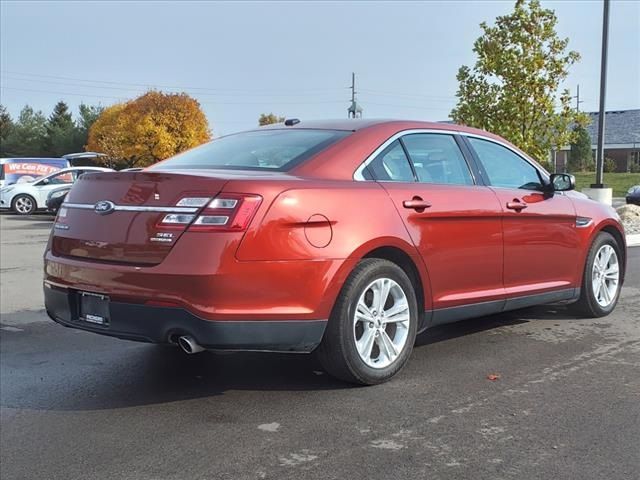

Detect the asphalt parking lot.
[{"left": 1, "top": 213, "right": 639, "bottom": 480}]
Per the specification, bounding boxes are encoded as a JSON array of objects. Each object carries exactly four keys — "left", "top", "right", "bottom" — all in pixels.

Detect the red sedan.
[{"left": 44, "top": 119, "right": 626, "bottom": 384}]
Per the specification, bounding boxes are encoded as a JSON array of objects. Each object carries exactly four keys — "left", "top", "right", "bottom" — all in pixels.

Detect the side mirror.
[{"left": 550, "top": 173, "right": 575, "bottom": 192}]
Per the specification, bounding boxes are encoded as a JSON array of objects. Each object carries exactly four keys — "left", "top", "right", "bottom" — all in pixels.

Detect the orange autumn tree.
[{"left": 87, "top": 91, "right": 211, "bottom": 168}]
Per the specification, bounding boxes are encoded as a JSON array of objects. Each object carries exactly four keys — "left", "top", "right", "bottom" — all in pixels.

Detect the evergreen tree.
[
  {"left": 568, "top": 124, "right": 593, "bottom": 172},
  {"left": 3, "top": 105, "right": 48, "bottom": 156},
  {"left": 44, "top": 101, "right": 78, "bottom": 156},
  {"left": 0, "top": 105, "right": 14, "bottom": 156},
  {"left": 73, "top": 103, "right": 104, "bottom": 151}
]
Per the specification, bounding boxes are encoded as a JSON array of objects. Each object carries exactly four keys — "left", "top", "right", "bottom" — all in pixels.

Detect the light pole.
[
  {"left": 584, "top": 0, "right": 613, "bottom": 205},
  {"left": 593, "top": 0, "right": 610, "bottom": 189}
]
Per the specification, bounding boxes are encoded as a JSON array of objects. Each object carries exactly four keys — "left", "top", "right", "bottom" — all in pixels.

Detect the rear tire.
[
  {"left": 12, "top": 194, "right": 36, "bottom": 215},
  {"left": 317, "top": 258, "right": 418, "bottom": 385},
  {"left": 571, "top": 231, "right": 622, "bottom": 318}
]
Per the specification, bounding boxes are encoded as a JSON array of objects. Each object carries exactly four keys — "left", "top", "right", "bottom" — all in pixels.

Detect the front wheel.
[
  {"left": 317, "top": 258, "right": 418, "bottom": 385},
  {"left": 571, "top": 231, "right": 622, "bottom": 317},
  {"left": 12, "top": 194, "right": 36, "bottom": 215}
]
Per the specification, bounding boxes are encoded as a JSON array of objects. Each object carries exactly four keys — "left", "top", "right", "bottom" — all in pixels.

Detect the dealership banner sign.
[{"left": 1, "top": 159, "right": 69, "bottom": 185}]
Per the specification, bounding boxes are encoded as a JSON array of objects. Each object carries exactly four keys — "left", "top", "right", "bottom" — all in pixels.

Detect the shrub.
[{"left": 604, "top": 158, "right": 617, "bottom": 173}]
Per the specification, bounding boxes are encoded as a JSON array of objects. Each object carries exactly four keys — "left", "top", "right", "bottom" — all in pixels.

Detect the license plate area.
[{"left": 78, "top": 291, "right": 110, "bottom": 326}]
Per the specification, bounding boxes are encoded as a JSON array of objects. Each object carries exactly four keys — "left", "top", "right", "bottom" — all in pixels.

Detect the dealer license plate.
[{"left": 79, "top": 291, "right": 110, "bottom": 326}]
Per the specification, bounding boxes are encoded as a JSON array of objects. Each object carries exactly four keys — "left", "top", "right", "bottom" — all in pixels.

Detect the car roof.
[
  {"left": 257, "top": 119, "right": 397, "bottom": 131},
  {"left": 56, "top": 166, "right": 112, "bottom": 172},
  {"left": 256, "top": 118, "right": 490, "bottom": 135},
  {"left": 255, "top": 119, "right": 509, "bottom": 147}
]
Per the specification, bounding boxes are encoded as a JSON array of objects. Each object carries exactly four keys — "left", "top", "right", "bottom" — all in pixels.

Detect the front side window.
[
  {"left": 401, "top": 134, "right": 473, "bottom": 185},
  {"left": 468, "top": 138, "right": 543, "bottom": 190},
  {"left": 40, "top": 170, "right": 74, "bottom": 185},
  {"left": 151, "top": 129, "right": 350, "bottom": 172},
  {"left": 363, "top": 140, "right": 415, "bottom": 182}
]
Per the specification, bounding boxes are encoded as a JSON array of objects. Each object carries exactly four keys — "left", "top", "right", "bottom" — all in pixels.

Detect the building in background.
[{"left": 554, "top": 109, "right": 640, "bottom": 173}]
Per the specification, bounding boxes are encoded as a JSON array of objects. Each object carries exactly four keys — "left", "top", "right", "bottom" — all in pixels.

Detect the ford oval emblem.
[{"left": 94, "top": 200, "right": 116, "bottom": 215}]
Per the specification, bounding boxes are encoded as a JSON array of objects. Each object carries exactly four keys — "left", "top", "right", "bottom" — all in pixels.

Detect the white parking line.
[{"left": 1, "top": 326, "right": 24, "bottom": 332}]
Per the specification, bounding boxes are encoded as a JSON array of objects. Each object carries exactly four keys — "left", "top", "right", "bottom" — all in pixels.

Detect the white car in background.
[{"left": 0, "top": 166, "right": 113, "bottom": 215}]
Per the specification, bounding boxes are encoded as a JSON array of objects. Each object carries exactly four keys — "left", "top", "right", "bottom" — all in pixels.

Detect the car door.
[
  {"left": 465, "top": 136, "right": 580, "bottom": 300},
  {"left": 33, "top": 170, "right": 75, "bottom": 207},
  {"left": 363, "top": 132, "right": 505, "bottom": 320}
]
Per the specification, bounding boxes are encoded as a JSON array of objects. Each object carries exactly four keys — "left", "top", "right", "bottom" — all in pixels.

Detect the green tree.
[
  {"left": 3, "top": 105, "right": 48, "bottom": 156},
  {"left": 74, "top": 103, "right": 104, "bottom": 152},
  {"left": 451, "top": 0, "right": 588, "bottom": 169},
  {"left": 568, "top": 124, "right": 593, "bottom": 172},
  {"left": 604, "top": 157, "right": 616, "bottom": 173},
  {"left": 259, "top": 113, "right": 285, "bottom": 126},
  {"left": 0, "top": 105, "right": 14, "bottom": 156},
  {"left": 44, "top": 101, "right": 77, "bottom": 156}
]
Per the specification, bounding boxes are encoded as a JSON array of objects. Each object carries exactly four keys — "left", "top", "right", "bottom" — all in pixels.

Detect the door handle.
[
  {"left": 403, "top": 197, "right": 432, "bottom": 212},
  {"left": 506, "top": 199, "right": 528, "bottom": 211}
]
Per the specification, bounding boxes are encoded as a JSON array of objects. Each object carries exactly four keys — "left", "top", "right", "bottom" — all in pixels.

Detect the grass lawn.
[{"left": 572, "top": 172, "right": 640, "bottom": 197}]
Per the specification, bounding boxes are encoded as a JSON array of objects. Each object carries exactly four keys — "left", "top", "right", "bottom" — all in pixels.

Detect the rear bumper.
[{"left": 44, "top": 284, "right": 327, "bottom": 352}]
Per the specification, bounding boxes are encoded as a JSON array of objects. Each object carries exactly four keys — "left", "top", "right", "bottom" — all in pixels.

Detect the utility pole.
[
  {"left": 347, "top": 72, "right": 363, "bottom": 118},
  {"left": 573, "top": 84, "right": 584, "bottom": 112},
  {"left": 351, "top": 72, "right": 356, "bottom": 106}
]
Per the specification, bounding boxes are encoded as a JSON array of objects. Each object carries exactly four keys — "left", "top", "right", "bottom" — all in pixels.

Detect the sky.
[{"left": 1, "top": 0, "right": 639, "bottom": 136}]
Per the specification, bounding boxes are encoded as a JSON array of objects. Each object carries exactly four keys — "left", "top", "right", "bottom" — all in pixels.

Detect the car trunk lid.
[{"left": 51, "top": 170, "right": 229, "bottom": 265}]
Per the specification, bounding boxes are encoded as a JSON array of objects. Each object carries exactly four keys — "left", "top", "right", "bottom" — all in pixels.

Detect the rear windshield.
[{"left": 151, "top": 129, "right": 350, "bottom": 171}]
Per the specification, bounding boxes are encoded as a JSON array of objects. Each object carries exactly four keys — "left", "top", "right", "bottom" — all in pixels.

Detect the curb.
[{"left": 627, "top": 234, "right": 640, "bottom": 247}]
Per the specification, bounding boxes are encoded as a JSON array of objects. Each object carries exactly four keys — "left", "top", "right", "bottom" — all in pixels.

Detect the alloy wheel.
[
  {"left": 353, "top": 277, "right": 411, "bottom": 369},
  {"left": 14, "top": 196, "right": 34, "bottom": 214},
  {"left": 591, "top": 244, "right": 619, "bottom": 308}
]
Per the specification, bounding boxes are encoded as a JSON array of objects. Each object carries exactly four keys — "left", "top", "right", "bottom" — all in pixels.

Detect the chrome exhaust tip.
[{"left": 177, "top": 335, "right": 206, "bottom": 354}]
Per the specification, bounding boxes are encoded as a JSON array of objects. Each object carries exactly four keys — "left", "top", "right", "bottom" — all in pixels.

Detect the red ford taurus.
[{"left": 44, "top": 119, "right": 626, "bottom": 384}]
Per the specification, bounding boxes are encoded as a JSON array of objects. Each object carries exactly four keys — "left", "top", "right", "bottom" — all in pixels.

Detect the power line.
[
  {"left": 359, "top": 88, "right": 456, "bottom": 101},
  {"left": 1, "top": 70, "right": 459, "bottom": 103},
  {"left": 0, "top": 74, "right": 346, "bottom": 99},
  {"left": 0, "top": 86, "right": 127, "bottom": 100},
  {"left": 0, "top": 85, "right": 346, "bottom": 106},
  {"left": 363, "top": 101, "right": 451, "bottom": 111},
  {"left": 1, "top": 70, "right": 347, "bottom": 95}
]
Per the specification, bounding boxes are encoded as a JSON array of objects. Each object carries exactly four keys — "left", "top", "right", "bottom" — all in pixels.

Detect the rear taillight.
[
  {"left": 190, "top": 194, "right": 262, "bottom": 232},
  {"left": 157, "top": 194, "right": 262, "bottom": 232}
]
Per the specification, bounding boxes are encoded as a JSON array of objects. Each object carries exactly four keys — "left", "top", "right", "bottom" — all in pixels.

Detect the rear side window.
[
  {"left": 151, "top": 129, "right": 350, "bottom": 171},
  {"left": 468, "top": 138, "right": 543, "bottom": 190},
  {"left": 363, "top": 140, "right": 415, "bottom": 182},
  {"left": 402, "top": 134, "right": 474, "bottom": 185}
]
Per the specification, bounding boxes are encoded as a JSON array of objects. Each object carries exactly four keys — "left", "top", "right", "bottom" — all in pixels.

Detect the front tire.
[
  {"left": 12, "top": 194, "right": 37, "bottom": 215},
  {"left": 571, "top": 231, "right": 622, "bottom": 317},
  {"left": 317, "top": 258, "right": 418, "bottom": 385}
]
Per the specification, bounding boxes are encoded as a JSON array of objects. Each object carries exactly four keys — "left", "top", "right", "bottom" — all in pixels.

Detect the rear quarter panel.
[
  {"left": 233, "top": 179, "right": 433, "bottom": 312},
  {"left": 236, "top": 181, "right": 417, "bottom": 261}
]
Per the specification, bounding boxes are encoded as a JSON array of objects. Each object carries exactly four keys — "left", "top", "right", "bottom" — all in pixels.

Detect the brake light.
[
  {"left": 190, "top": 194, "right": 262, "bottom": 232},
  {"left": 157, "top": 194, "right": 262, "bottom": 231}
]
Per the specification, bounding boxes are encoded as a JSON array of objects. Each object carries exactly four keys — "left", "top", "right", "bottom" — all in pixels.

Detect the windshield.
[{"left": 151, "top": 129, "right": 350, "bottom": 171}]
